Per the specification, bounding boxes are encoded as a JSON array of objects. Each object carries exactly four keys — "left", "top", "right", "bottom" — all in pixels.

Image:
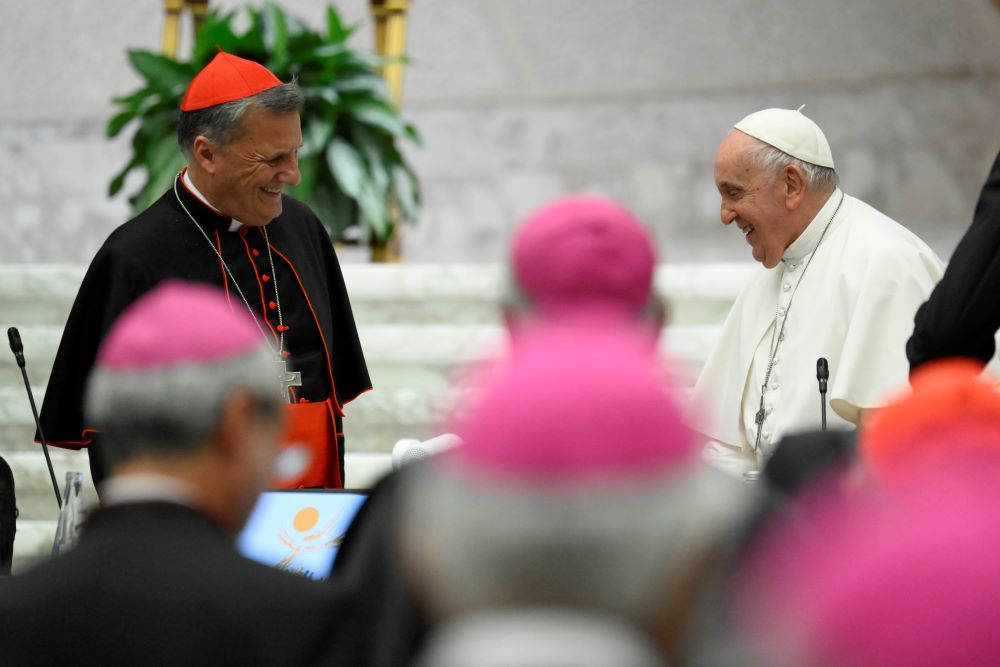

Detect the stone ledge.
[
  {"left": 0, "top": 323, "right": 722, "bottom": 440},
  {"left": 0, "top": 263, "right": 754, "bottom": 325},
  {"left": 12, "top": 519, "right": 58, "bottom": 575},
  {"left": 6, "top": 449, "right": 99, "bottom": 521}
]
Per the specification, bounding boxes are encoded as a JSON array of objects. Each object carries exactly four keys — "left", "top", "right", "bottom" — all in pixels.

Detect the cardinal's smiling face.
[{"left": 197, "top": 105, "right": 302, "bottom": 227}]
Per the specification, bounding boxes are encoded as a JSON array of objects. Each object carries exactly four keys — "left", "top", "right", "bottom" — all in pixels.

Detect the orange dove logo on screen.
[{"left": 275, "top": 506, "right": 344, "bottom": 570}]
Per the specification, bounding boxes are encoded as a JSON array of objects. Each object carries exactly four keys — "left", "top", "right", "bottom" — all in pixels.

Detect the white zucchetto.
[{"left": 734, "top": 107, "right": 835, "bottom": 169}]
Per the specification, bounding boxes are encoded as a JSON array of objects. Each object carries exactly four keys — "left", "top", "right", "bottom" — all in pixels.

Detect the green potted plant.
[{"left": 107, "top": 1, "right": 421, "bottom": 252}]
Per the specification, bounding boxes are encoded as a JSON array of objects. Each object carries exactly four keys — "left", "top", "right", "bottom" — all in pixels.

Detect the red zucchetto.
[{"left": 180, "top": 51, "right": 282, "bottom": 111}]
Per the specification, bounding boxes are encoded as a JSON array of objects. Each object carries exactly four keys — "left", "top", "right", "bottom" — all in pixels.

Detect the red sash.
[{"left": 276, "top": 398, "right": 342, "bottom": 488}]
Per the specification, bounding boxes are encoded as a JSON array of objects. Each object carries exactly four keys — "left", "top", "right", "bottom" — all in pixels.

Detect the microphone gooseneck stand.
[{"left": 7, "top": 327, "right": 62, "bottom": 509}]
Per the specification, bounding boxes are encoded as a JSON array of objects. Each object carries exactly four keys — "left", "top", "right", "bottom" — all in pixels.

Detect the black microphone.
[
  {"left": 7, "top": 327, "right": 62, "bottom": 509},
  {"left": 816, "top": 357, "right": 829, "bottom": 432},
  {"left": 7, "top": 328, "right": 25, "bottom": 368}
]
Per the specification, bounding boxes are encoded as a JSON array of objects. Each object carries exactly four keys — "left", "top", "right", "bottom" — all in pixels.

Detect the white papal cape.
[{"left": 693, "top": 189, "right": 944, "bottom": 475}]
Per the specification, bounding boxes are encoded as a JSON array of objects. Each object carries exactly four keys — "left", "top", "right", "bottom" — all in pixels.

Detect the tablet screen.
[{"left": 237, "top": 489, "right": 368, "bottom": 580}]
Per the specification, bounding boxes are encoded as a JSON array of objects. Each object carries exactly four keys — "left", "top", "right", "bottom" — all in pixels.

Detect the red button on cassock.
[{"left": 261, "top": 274, "right": 270, "bottom": 283}]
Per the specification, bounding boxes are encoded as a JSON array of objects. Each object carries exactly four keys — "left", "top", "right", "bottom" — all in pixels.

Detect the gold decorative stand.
[
  {"left": 370, "top": 0, "right": 412, "bottom": 262},
  {"left": 162, "top": 0, "right": 211, "bottom": 58}
]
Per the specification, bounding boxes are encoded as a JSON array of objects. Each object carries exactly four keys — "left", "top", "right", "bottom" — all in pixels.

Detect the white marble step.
[
  {"left": 0, "top": 382, "right": 460, "bottom": 449},
  {"left": 5, "top": 450, "right": 99, "bottom": 521},
  {"left": 0, "top": 322, "right": 510, "bottom": 387},
  {"left": 0, "top": 263, "right": 753, "bottom": 326},
  {"left": 12, "top": 519, "right": 59, "bottom": 575},
  {"left": 0, "top": 324, "right": 721, "bottom": 448},
  {"left": 1, "top": 262, "right": 742, "bottom": 571}
]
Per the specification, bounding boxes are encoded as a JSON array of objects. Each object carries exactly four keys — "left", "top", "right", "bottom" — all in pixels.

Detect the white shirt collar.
[
  {"left": 182, "top": 169, "right": 244, "bottom": 233},
  {"left": 783, "top": 187, "right": 844, "bottom": 263},
  {"left": 100, "top": 473, "right": 202, "bottom": 509}
]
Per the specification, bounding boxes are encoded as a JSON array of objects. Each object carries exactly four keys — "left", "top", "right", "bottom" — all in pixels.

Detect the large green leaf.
[
  {"left": 107, "top": 2, "right": 421, "bottom": 245},
  {"left": 106, "top": 109, "right": 137, "bottom": 138},
  {"left": 261, "top": 1, "right": 289, "bottom": 64},
  {"left": 356, "top": 181, "right": 389, "bottom": 241},
  {"left": 192, "top": 14, "right": 240, "bottom": 64},
  {"left": 311, "top": 44, "right": 383, "bottom": 69},
  {"left": 127, "top": 50, "right": 192, "bottom": 92},
  {"left": 107, "top": 155, "right": 140, "bottom": 197},
  {"left": 290, "top": 152, "right": 319, "bottom": 198},
  {"left": 111, "top": 87, "right": 154, "bottom": 109},
  {"left": 343, "top": 99, "right": 408, "bottom": 138},
  {"left": 403, "top": 122, "right": 423, "bottom": 147},
  {"left": 326, "top": 6, "right": 356, "bottom": 43},
  {"left": 333, "top": 73, "right": 389, "bottom": 96},
  {"left": 130, "top": 135, "right": 185, "bottom": 213},
  {"left": 326, "top": 138, "right": 366, "bottom": 198},
  {"left": 301, "top": 85, "right": 340, "bottom": 110},
  {"left": 300, "top": 116, "right": 334, "bottom": 158},
  {"left": 392, "top": 164, "right": 421, "bottom": 223}
]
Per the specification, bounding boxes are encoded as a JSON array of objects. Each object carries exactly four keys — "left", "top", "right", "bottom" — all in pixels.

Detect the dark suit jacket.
[
  {"left": 908, "top": 148, "right": 1000, "bottom": 371},
  {"left": 0, "top": 503, "right": 357, "bottom": 666},
  {"left": 331, "top": 465, "right": 429, "bottom": 666}
]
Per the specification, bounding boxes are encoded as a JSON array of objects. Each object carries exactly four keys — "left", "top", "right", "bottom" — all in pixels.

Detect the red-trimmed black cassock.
[{"left": 38, "top": 171, "right": 371, "bottom": 488}]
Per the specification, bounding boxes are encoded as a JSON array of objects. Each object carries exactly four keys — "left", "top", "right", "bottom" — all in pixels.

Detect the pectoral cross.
[
  {"left": 753, "top": 390, "right": 767, "bottom": 452},
  {"left": 276, "top": 359, "right": 302, "bottom": 403}
]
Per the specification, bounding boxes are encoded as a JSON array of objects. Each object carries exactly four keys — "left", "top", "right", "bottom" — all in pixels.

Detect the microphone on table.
[
  {"left": 7, "top": 327, "right": 62, "bottom": 509},
  {"left": 816, "top": 357, "right": 829, "bottom": 432},
  {"left": 392, "top": 433, "right": 463, "bottom": 470}
]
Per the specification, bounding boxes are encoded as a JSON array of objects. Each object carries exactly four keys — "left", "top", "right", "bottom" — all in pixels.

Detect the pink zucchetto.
[
  {"left": 736, "top": 478, "right": 1000, "bottom": 667},
  {"left": 445, "top": 326, "right": 695, "bottom": 483},
  {"left": 96, "top": 280, "right": 264, "bottom": 370},
  {"left": 511, "top": 196, "right": 657, "bottom": 319}
]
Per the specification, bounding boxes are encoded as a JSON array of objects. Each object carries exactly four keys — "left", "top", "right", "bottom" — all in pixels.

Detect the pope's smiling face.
[
  {"left": 714, "top": 131, "right": 800, "bottom": 269},
  {"left": 201, "top": 106, "right": 302, "bottom": 227}
]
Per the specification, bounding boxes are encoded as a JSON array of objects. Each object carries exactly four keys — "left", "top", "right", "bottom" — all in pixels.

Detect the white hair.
[
  {"left": 85, "top": 343, "right": 279, "bottom": 466},
  {"left": 500, "top": 268, "right": 666, "bottom": 325},
  {"left": 398, "top": 462, "right": 748, "bottom": 625},
  {"left": 744, "top": 138, "right": 838, "bottom": 193}
]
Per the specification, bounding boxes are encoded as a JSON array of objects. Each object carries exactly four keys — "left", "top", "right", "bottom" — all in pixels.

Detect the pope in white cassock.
[{"left": 692, "top": 107, "right": 944, "bottom": 477}]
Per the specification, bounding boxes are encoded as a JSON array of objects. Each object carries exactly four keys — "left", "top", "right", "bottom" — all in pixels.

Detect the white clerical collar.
[
  {"left": 182, "top": 169, "right": 244, "bottom": 233},
  {"left": 783, "top": 187, "right": 844, "bottom": 263},
  {"left": 100, "top": 473, "right": 202, "bottom": 509}
]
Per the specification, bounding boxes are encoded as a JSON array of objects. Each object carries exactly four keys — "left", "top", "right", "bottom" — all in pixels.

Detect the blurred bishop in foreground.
[
  {"left": 398, "top": 327, "right": 747, "bottom": 666},
  {"left": 0, "top": 282, "right": 355, "bottom": 665}
]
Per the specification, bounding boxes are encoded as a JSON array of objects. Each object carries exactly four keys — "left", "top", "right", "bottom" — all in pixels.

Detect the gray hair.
[
  {"left": 85, "top": 343, "right": 280, "bottom": 467},
  {"left": 177, "top": 82, "right": 304, "bottom": 160},
  {"left": 398, "top": 464, "right": 747, "bottom": 626},
  {"left": 745, "top": 138, "right": 838, "bottom": 193},
  {"left": 500, "top": 268, "right": 665, "bottom": 325}
]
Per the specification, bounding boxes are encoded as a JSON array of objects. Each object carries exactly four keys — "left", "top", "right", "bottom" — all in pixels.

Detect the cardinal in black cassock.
[{"left": 38, "top": 52, "right": 371, "bottom": 488}]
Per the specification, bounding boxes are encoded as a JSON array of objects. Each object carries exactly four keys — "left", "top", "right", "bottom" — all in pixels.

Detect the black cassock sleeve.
[
  {"left": 315, "top": 219, "right": 371, "bottom": 407},
  {"left": 907, "top": 148, "right": 1000, "bottom": 372},
  {"left": 38, "top": 244, "right": 151, "bottom": 448}
]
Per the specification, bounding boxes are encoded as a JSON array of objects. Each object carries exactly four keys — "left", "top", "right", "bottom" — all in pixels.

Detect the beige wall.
[{"left": 3, "top": 0, "right": 1000, "bottom": 263}]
